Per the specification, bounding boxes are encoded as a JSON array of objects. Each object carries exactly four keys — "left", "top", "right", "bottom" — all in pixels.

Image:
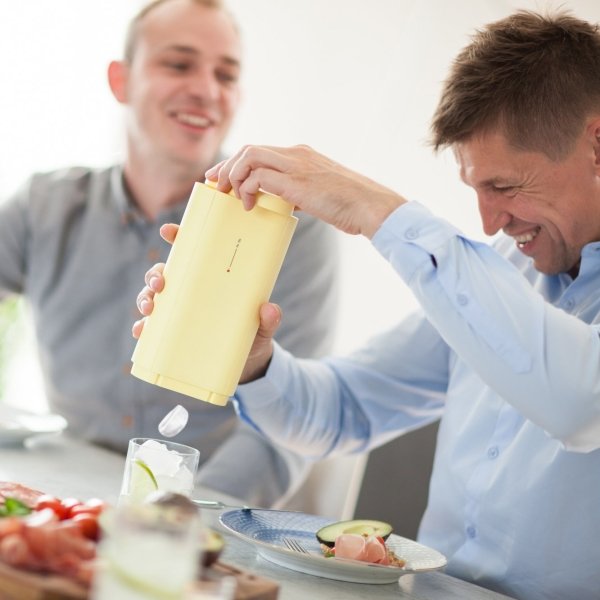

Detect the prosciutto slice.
[
  {"left": 0, "top": 483, "right": 96, "bottom": 587},
  {"left": 334, "top": 533, "right": 390, "bottom": 565},
  {"left": 0, "top": 482, "right": 44, "bottom": 508}
]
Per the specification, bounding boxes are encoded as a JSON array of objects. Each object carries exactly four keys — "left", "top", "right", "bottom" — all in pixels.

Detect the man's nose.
[
  {"left": 477, "top": 192, "right": 511, "bottom": 236},
  {"left": 188, "top": 67, "right": 220, "bottom": 101}
]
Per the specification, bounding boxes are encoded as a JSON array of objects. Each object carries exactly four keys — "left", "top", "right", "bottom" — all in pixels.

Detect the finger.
[
  {"left": 136, "top": 286, "right": 154, "bottom": 315},
  {"left": 159, "top": 223, "right": 178, "bottom": 245},
  {"left": 227, "top": 146, "right": 288, "bottom": 200},
  {"left": 131, "top": 317, "right": 146, "bottom": 339},
  {"left": 144, "top": 263, "right": 165, "bottom": 292},
  {"left": 204, "top": 158, "right": 228, "bottom": 181},
  {"left": 207, "top": 146, "right": 251, "bottom": 194},
  {"left": 238, "top": 169, "right": 292, "bottom": 210},
  {"left": 214, "top": 149, "right": 247, "bottom": 194}
]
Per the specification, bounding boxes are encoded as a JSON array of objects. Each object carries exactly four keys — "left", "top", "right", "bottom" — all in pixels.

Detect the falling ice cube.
[{"left": 158, "top": 404, "right": 189, "bottom": 438}]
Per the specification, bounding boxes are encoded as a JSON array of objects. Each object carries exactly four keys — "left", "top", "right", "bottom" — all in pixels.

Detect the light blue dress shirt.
[{"left": 236, "top": 201, "right": 600, "bottom": 600}]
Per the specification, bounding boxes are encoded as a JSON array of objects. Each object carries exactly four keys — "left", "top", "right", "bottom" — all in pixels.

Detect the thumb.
[
  {"left": 240, "top": 303, "right": 281, "bottom": 383},
  {"left": 257, "top": 303, "right": 282, "bottom": 340}
]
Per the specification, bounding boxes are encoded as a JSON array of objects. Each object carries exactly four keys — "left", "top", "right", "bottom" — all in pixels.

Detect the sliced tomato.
[{"left": 70, "top": 498, "right": 105, "bottom": 518}]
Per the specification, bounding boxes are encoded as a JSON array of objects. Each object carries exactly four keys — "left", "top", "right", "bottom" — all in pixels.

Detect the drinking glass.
[
  {"left": 119, "top": 437, "right": 200, "bottom": 505},
  {"left": 92, "top": 503, "right": 202, "bottom": 600}
]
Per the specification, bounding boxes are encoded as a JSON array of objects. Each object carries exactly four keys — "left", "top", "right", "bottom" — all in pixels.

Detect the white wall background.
[{"left": 2, "top": 0, "right": 600, "bottom": 407}]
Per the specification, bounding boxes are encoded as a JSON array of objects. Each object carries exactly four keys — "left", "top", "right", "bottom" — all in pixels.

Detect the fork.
[
  {"left": 191, "top": 499, "right": 251, "bottom": 511},
  {"left": 283, "top": 537, "right": 309, "bottom": 554}
]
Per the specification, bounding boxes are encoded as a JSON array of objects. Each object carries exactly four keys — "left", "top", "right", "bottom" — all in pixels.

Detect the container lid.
[
  {"left": 203, "top": 180, "right": 293, "bottom": 216},
  {"left": 255, "top": 191, "right": 294, "bottom": 216}
]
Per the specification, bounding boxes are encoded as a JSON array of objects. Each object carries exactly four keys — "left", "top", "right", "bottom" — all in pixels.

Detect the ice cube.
[
  {"left": 175, "top": 464, "right": 194, "bottom": 491},
  {"left": 159, "top": 405, "right": 189, "bottom": 438},
  {"left": 137, "top": 439, "right": 182, "bottom": 476}
]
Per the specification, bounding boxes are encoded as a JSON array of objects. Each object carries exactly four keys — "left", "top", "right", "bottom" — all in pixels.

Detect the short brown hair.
[
  {"left": 123, "top": 0, "right": 233, "bottom": 63},
  {"left": 430, "top": 11, "right": 600, "bottom": 160}
]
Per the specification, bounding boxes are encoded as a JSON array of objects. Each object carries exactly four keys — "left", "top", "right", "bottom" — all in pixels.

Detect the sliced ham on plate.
[{"left": 334, "top": 533, "right": 390, "bottom": 565}]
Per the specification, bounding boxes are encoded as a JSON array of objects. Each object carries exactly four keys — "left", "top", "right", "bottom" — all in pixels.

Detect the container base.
[{"left": 130, "top": 363, "right": 230, "bottom": 407}]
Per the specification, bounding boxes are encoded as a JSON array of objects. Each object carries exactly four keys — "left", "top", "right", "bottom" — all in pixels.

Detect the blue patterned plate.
[{"left": 219, "top": 509, "right": 446, "bottom": 584}]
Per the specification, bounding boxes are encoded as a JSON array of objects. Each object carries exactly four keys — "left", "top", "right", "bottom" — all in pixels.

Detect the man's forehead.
[{"left": 138, "top": 2, "right": 241, "bottom": 62}]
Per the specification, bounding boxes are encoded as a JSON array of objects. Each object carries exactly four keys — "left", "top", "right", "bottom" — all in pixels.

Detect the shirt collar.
[
  {"left": 109, "top": 156, "right": 225, "bottom": 226},
  {"left": 109, "top": 165, "right": 188, "bottom": 227},
  {"left": 109, "top": 165, "right": 139, "bottom": 226}
]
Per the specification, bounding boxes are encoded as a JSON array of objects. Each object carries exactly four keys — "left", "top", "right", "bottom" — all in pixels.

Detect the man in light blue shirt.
[{"left": 136, "top": 11, "right": 600, "bottom": 600}]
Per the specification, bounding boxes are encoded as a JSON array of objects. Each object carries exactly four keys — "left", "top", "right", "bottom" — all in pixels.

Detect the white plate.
[
  {"left": 0, "top": 405, "right": 67, "bottom": 445},
  {"left": 219, "top": 509, "right": 447, "bottom": 584}
]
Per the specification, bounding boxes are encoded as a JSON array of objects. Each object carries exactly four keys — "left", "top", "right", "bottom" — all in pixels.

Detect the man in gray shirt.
[{"left": 0, "top": 0, "right": 338, "bottom": 506}]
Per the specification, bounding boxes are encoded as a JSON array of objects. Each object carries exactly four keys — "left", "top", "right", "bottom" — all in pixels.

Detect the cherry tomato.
[
  {"left": 35, "top": 495, "right": 69, "bottom": 520},
  {"left": 72, "top": 513, "right": 100, "bottom": 541},
  {"left": 60, "top": 497, "right": 83, "bottom": 518},
  {"left": 70, "top": 498, "right": 106, "bottom": 518}
]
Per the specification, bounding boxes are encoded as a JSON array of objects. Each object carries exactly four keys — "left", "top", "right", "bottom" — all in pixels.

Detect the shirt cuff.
[{"left": 233, "top": 342, "right": 290, "bottom": 424}]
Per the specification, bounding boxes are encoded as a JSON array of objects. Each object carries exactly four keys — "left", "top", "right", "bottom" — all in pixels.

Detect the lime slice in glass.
[{"left": 129, "top": 458, "right": 159, "bottom": 502}]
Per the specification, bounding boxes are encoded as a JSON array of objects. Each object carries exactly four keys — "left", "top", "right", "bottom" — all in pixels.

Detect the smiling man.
[
  {"left": 135, "top": 9, "right": 600, "bottom": 600},
  {"left": 0, "top": 0, "right": 339, "bottom": 508},
  {"left": 107, "top": 0, "right": 241, "bottom": 219}
]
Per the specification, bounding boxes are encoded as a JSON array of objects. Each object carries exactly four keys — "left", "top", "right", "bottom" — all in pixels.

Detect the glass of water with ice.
[
  {"left": 119, "top": 437, "right": 200, "bottom": 505},
  {"left": 93, "top": 501, "right": 202, "bottom": 600}
]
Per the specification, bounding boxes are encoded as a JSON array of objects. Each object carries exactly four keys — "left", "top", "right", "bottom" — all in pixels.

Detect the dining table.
[{"left": 0, "top": 432, "right": 516, "bottom": 600}]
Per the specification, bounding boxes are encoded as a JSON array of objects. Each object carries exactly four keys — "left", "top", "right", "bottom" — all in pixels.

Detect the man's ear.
[
  {"left": 107, "top": 60, "right": 129, "bottom": 104},
  {"left": 587, "top": 116, "right": 600, "bottom": 169}
]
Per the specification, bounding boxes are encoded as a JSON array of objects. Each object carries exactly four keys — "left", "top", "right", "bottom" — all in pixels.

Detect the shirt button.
[
  {"left": 564, "top": 298, "right": 575, "bottom": 310},
  {"left": 466, "top": 525, "right": 476, "bottom": 539},
  {"left": 404, "top": 228, "right": 418, "bottom": 240},
  {"left": 457, "top": 293, "right": 469, "bottom": 306},
  {"left": 487, "top": 446, "right": 499, "bottom": 459}
]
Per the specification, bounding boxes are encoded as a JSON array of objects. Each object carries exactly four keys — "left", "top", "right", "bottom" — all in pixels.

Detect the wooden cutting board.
[{"left": 0, "top": 560, "right": 279, "bottom": 600}]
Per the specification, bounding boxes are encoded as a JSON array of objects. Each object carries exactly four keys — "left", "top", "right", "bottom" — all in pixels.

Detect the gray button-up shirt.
[{"left": 0, "top": 165, "right": 339, "bottom": 505}]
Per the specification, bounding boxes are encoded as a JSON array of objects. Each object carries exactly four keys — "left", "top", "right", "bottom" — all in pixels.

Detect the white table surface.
[{"left": 0, "top": 433, "right": 516, "bottom": 600}]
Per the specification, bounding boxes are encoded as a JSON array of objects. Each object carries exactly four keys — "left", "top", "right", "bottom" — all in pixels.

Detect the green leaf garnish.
[{"left": 0, "top": 497, "right": 32, "bottom": 517}]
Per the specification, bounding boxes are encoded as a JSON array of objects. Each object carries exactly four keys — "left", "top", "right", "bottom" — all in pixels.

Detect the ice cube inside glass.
[{"left": 119, "top": 437, "right": 200, "bottom": 505}]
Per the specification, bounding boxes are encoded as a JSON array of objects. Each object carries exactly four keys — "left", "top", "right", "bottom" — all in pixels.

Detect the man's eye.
[
  {"left": 216, "top": 70, "right": 238, "bottom": 85},
  {"left": 165, "top": 61, "right": 191, "bottom": 72},
  {"left": 493, "top": 185, "right": 517, "bottom": 195}
]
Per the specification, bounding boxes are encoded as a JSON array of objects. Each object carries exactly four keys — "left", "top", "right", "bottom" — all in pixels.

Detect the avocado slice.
[{"left": 316, "top": 519, "right": 393, "bottom": 548}]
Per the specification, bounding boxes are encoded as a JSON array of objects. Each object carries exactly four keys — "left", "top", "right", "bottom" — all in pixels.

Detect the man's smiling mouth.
[
  {"left": 513, "top": 227, "right": 541, "bottom": 248},
  {"left": 174, "top": 112, "right": 213, "bottom": 128}
]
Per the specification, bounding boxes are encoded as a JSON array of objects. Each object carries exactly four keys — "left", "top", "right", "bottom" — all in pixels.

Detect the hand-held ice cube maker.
[{"left": 131, "top": 181, "right": 298, "bottom": 406}]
